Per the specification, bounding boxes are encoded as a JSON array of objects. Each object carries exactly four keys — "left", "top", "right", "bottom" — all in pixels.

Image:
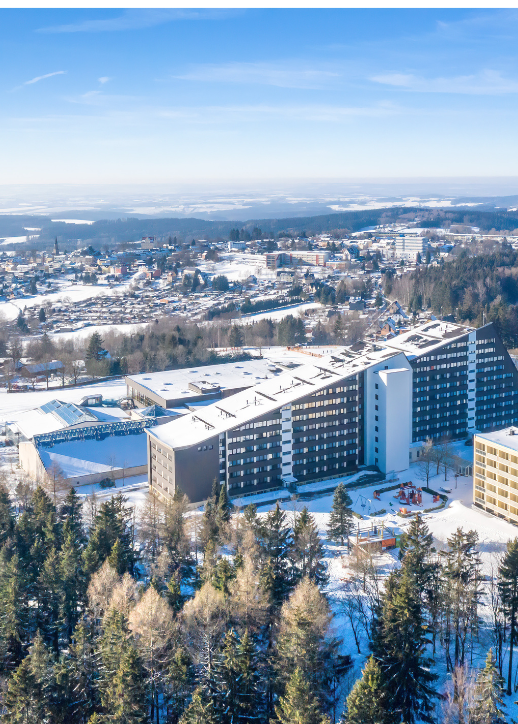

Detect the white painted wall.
[{"left": 364, "top": 352, "right": 412, "bottom": 474}]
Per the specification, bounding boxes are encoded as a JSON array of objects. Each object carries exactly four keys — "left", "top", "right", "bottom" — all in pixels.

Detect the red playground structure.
[{"left": 394, "top": 482, "right": 422, "bottom": 506}]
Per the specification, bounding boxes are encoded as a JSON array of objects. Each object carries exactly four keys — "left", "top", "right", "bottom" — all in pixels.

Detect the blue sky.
[{"left": 2, "top": 8, "right": 518, "bottom": 184}]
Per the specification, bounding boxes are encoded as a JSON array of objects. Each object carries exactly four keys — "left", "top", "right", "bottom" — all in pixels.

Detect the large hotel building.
[{"left": 146, "top": 321, "right": 518, "bottom": 503}]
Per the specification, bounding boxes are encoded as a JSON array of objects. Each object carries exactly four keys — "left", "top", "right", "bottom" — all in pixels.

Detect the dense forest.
[
  {"left": 0, "top": 473, "right": 514, "bottom": 723},
  {"left": 388, "top": 244, "right": 518, "bottom": 347},
  {"left": 4, "top": 205, "right": 518, "bottom": 247}
]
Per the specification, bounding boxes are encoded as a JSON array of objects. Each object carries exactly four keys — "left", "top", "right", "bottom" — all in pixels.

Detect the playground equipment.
[{"left": 354, "top": 494, "right": 372, "bottom": 516}]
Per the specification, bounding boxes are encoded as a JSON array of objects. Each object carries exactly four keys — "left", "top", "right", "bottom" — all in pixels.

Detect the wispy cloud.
[
  {"left": 371, "top": 69, "right": 518, "bottom": 95},
  {"left": 98, "top": 77, "right": 111, "bottom": 84},
  {"left": 37, "top": 9, "right": 235, "bottom": 34},
  {"left": 175, "top": 61, "right": 340, "bottom": 89},
  {"left": 23, "top": 70, "right": 66, "bottom": 86}
]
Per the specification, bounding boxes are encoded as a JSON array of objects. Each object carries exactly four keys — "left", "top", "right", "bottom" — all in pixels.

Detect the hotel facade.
[{"left": 147, "top": 321, "right": 518, "bottom": 503}]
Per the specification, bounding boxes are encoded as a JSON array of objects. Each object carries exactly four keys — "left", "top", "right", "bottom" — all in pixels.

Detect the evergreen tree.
[
  {"left": 38, "top": 307, "right": 46, "bottom": 323},
  {"left": 259, "top": 503, "right": 294, "bottom": 608},
  {"left": 163, "top": 494, "right": 194, "bottom": 580},
  {"left": 229, "top": 325, "right": 244, "bottom": 349},
  {"left": 167, "top": 647, "right": 195, "bottom": 723},
  {"left": 3, "top": 631, "right": 55, "bottom": 724},
  {"left": 98, "top": 609, "right": 131, "bottom": 710},
  {"left": 107, "top": 646, "right": 149, "bottom": 724},
  {"left": 0, "top": 483, "right": 15, "bottom": 546},
  {"left": 201, "top": 495, "right": 219, "bottom": 552},
  {"left": 68, "top": 620, "right": 99, "bottom": 722},
  {"left": 179, "top": 687, "right": 217, "bottom": 724},
  {"left": 83, "top": 496, "right": 136, "bottom": 575},
  {"left": 292, "top": 507, "right": 328, "bottom": 587},
  {"left": 60, "top": 488, "right": 86, "bottom": 546},
  {"left": 498, "top": 537, "right": 518, "bottom": 694},
  {"left": 0, "top": 550, "right": 29, "bottom": 671},
  {"left": 470, "top": 649, "right": 506, "bottom": 724},
  {"left": 399, "top": 513, "right": 435, "bottom": 586},
  {"left": 60, "top": 518, "right": 86, "bottom": 642},
  {"left": 108, "top": 538, "right": 126, "bottom": 575},
  {"left": 86, "top": 332, "right": 105, "bottom": 361},
  {"left": 3, "top": 656, "right": 42, "bottom": 723},
  {"left": 343, "top": 656, "right": 388, "bottom": 724},
  {"left": 274, "top": 667, "right": 330, "bottom": 724},
  {"left": 440, "top": 528, "right": 482, "bottom": 671},
  {"left": 36, "top": 546, "right": 62, "bottom": 655},
  {"left": 370, "top": 568, "right": 437, "bottom": 724},
  {"left": 217, "top": 483, "right": 231, "bottom": 528},
  {"left": 326, "top": 484, "right": 353, "bottom": 548},
  {"left": 214, "top": 628, "right": 263, "bottom": 724}
]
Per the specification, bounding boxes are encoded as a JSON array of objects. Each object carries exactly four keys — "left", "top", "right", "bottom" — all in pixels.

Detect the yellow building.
[{"left": 473, "top": 427, "right": 518, "bottom": 524}]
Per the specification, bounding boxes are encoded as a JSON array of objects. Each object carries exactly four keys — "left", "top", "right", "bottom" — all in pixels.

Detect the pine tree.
[
  {"left": 259, "top": 502, "right": 294, "bottom": 608},
  {"left": 0, "top": 482, "right": 14, "bottom": 546},
  {"left": 167, "top": 647, "right": 195, "bottom": 723},
  {"left": 217, "top": 483, "right": 231, "bottom": 528},
  {"left": 83, "top": 496, "right": 136, "bottom": 576},
  {"left": 326, "top": 484, "right": 353, "bottom": 548},
  {"left": 107, "top": 646, "right": 149, "bottom": 724},
  {"left": 86, "top": 332, "right": 105, "bottom": 361},
  {"left": 371, "top": 568, "right": 437, "bottom": 724},
  {"left": 0, "top": 550, "right": 29, "bottom": 671},
  {"left": 470, "top": 649, "right": 506, "bottom": 724},
  {"left": 98, "top": 608, "right": 131, "bottom": 710},
  {"left": 3, "top": 656, "right": 41, "bottom": 723},
  {"left": 237, "top": 629, "right": 264, "bottom": 724},
  {"left": 213, "top": 628, "right": 263, "bottom": 724},
  {"left": 343, "top": 656, "right": 388, "bottom": 724},
  {"left": 108, "top": 538, "right": 126, "bottom": 575},
  {"left": 36, "top": 546, "right": 62, "bottom": 655},
  {"left": 399, "top": 514, "right": 439, "bottom": 641},
  {"left": 3, "top": 631, "right": 55, "bottom": 724},
  {"left": 229, "top": 325, "right": 244, "bottom": 349},
  {"left": 60, "top": 487, "right": 86, "bottom": 546},
  {"left": 60, "top": 518, "right": 86, "bottom": 642},
  {"left": 201, "top": 496, "right": 219, "bottom": 552},
  {"left": 441, "top": 528, "right": 482, "bottom": 671},
  {"left": 68, "top": 620, "right": 99, "bottom": 722},
  {"left": 498, "top": 537, "right": 518, "bottom": 694},
  {"left": 179, "top": 687, "right": 217, "bottom": 724},
  {"left": 274, "top": 667, "right": 330, "bottom": 724},
  {"left": 292, "top": 507, "right": 328, "bottom": 588}
]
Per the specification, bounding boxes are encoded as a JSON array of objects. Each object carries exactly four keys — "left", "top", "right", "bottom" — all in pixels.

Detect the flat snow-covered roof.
[
  {"left": 476, "top": 427, "right": 518, "bottom": 451},
  {"left": 382, "top": 321, "right": 472, "bottom": 358},
  {"left": 149, "top": 346, "right": 403, "bottom": 450},
  {"left": 126, "top": 358, "right": 284, "bottom": 403}
]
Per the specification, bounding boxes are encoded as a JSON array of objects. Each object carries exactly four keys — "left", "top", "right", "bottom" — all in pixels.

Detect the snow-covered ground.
[
  {"left": 237, "top": 301, "right": 323, "bottom": 324},
  {"left": 49, "top": 322, "right": 148, "bottom": 342}
]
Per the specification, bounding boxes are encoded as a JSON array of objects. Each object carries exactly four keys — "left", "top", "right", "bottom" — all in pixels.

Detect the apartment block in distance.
[
  {"left": 147, "top": 321, "right": 518, "bottom": 504},
  {"left": 473, "top": 427, "right": 518, "bottom": 524}
]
